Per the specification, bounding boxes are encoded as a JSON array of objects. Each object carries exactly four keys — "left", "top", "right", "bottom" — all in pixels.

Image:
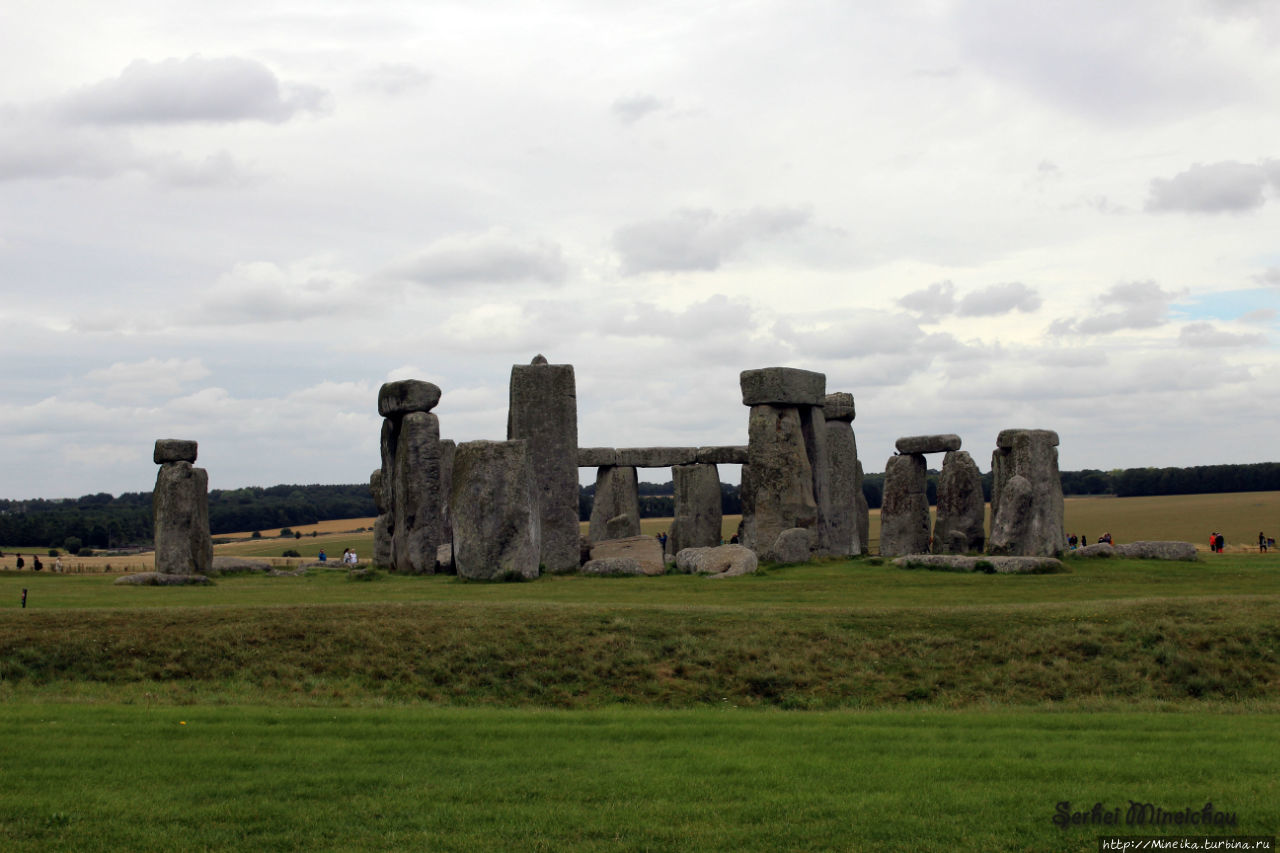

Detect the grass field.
[{"left": 3, "top": 493, "right": 1280, "bottom": 849}]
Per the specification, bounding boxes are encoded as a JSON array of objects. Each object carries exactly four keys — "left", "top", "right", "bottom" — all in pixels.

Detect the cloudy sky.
[{"left": 3, "top": 0, "right": 1279, "bottom": 500}]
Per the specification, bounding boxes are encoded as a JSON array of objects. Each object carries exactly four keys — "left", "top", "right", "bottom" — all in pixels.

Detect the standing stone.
[
  {"left": 989, "top": 429, "right": 1066, "bottom": 556},
  {"left": 879, "top": 453, "right": 930, "bottom": 556},
  {"left": 854, "top": 460, "right": 870, "bottom": 555},
  {"left": 152, "top": 441, "right": 212, "bottom": 576},
  {"left": 392, "top": 411, "right": 442, "bottom": 574},
  {"left": 932, "top": 450, "right": 985, "bottom": 554},
  {"left": 742, "top": 404, "right": 817, "bottom": 556},
  {"left": 371, "top": 469, "right": 392, "bottom": 568},
  {"left": 823, "top": 393, "right": 860, "bottom": 556},
  {"left": 588, "top": 465, "right": 642, "bottom": 543},
  {"left": 507, "top": 357, "right": 579, "bottom": 572},
  {"left": 450, "top": 440, "right": 541, "bottom": 581},
  {"left": 439, "top": 439, "right": 456, "bottom": 545},
  {"left": 800, "top": 406, "right": 833, "bottom": 555},
  {"left": 669, "top": 463, "right": 723, "bottom": 554}
]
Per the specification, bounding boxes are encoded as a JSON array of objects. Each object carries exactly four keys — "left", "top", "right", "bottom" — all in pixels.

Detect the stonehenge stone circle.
[
  {"left": 450, "top": 440, "right": 541, "bottom": 581},
  {"left": 507, "top": 356, "right": 579, "bottom": 573},
  {"left": 989, "top": 428, "right": 1066, "bottom": 556},
  {"left": 879, "top": 453, "right": 930, "bottom": 556},
  {"left": 588, "top": 465, "right": 642, "bottom": 543},
  {"left": 932, "top": 450, "right": 985, "bottom": 554},
  {"left": 895, "top": 434, "right": 962, "bottom": 455},
  {"left": 152, "top": 439, "right": 212, "bottom": 575},
  {"left": 668, "top": 463, "right": 723, "bottom": 555},
  {"left": 822, "top": 392, "right": 855, "bottom": 423},
  {"left": 854, "top": 460, "right": 870, "bottom": 555}
]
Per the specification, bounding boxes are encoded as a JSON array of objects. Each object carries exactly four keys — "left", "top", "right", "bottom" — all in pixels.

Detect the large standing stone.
[
  {"left": 370, "top": 469, "right": 392, "bottom": 568},
  {"left": 742, "top": 404, "right": 817, "bottom": 556},
  {"left": 508, "top": 358, "right": 579, "bottom": 572},
  {"left": 989, "top": 428, "right": 1066, "bottom": 556},
  {"left": 879, "top": 453, "right": 930, "bottom": 556},
  {"left": 588, "top": 465, "right": 642, "bottom": 543},
  {"left": 824, "top": 414, "right": 861, "bottom": 556},
  {"left": 450, "top": 440, "right": 540, "bottom": 581},
  {"left": 800, "top": 406, "right": 833, "bottom": 555},
  {"left": 669, "top": 463, "right": 723, "bottom": 554},
  {"left": 392, "top": 411, "right": 442, "bottom": 574},
  {"left": 439, "top": 438, "right": 456, "bottom": 545},
  {"left": 932, "top": 450, "right": 985, "bottom": 554},
  {"left": 153, "top": 457, "right": 212, "bottom": 575},
  {"left": 740, "top": 367, "right": 826, "bottom": 406}
]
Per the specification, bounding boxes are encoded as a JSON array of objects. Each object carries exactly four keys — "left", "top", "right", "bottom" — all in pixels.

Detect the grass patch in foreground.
[{"left": 0, "top": 705, "right": 1275, "bottom": 852}]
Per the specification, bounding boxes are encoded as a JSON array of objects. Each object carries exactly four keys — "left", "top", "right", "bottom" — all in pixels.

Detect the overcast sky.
[{"left": 2, "top": 0, "right": 1279, "bottom": 500}]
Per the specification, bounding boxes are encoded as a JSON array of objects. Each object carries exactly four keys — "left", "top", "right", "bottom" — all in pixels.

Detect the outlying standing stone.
[
  {"left": 450, "top": 440, "right": 541, "bottom": 581},
  {"left": 152, "top": 439, "right": 212, "bottom": 576},
  {"left": 879, "top": 453, "right": 929, "bottom": 556}
]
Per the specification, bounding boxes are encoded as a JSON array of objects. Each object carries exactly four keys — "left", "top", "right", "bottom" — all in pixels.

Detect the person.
[
  {"left": 341, "top": 548, "right": 350, "bottom": 564},
  {"left": 54, "top": 556, "right": 63, "bottom": 573},
  {"left": 32, "top": 555, "right": 43, "bottom": 571},
  {"left": 345, "top": 549, "right": 358, "bottom": 565},
  {"left": 657, "top": 532, "right": 668, "bottom": 551},
  {"left": 1068, "top": 534, "right": 1077, "bottom": 549},
  {"left": 16, "top": 554, "right": 24, "bottom": 570},
  {"left": 1215, "top": 533, "right": 1225, "bottom": 553},
  {"left": 1101, "top": 532, "right": 1112, "bottom": 545},
  {"left": 318, "top": 549, "right": 328, "bottom": 563},
  {"left": 1261, "top": 532, "right": 1268, "bottom": 553},
  {"left": 1210, "top": 532, "right": 1217, "bottom": 551}
]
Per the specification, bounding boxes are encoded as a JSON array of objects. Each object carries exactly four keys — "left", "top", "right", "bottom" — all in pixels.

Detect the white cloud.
[
  {"left": 1146, "top": 160, "right": 1280, "bottom": 214},
  {"left": 1051, "top": 281, "right": 1183, "bottom": 334},
  {"left": 899, "top": 281, "right": 1041, "bottom": 320},
  {"left": 613, "top": 207, "right": 811, "bottom": 275},
  {"left": 358, "top": 63, "right": 431, "bottom": 95},
  {"left": 386, "top": 232, "right": 568, "bottom": 288},
  {"left": 85, "top": 357, "right": 211, "bottom": 401}
]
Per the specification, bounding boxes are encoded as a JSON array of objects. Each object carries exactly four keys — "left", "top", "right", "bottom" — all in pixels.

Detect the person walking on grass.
[
  {"left": 1260, "top": 532, "right": 1267, "bottom": 553},
  {"left": 1215, "top": 533, "right": 1225, "bottom": 553}
]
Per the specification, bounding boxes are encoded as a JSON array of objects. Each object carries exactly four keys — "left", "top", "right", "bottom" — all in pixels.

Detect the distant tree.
[
  {"left": 63, "top": 536, "right": 83, "bottom": 556},
  {"left": 294, "top": 531, "right": 302, "bottom": 539},
  {"left": 251, "top": 531, "right": 262, "bottom": 539},
  {"left": 280, "top": 528, "right": 293, "bottom": 538}
]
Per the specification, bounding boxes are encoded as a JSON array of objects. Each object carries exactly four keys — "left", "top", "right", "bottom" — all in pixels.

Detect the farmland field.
[{"left": 2, "top": 492, "right": 1279, "bottom": 850}]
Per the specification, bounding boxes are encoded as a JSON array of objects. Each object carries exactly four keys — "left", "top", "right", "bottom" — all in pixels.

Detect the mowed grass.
[{"left": 2, "top": 704, "right": 1276, "bottom": 852}]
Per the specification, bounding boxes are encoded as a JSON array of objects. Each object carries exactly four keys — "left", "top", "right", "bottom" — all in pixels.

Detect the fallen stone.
[
  {"left": 450, "top": 439, "right": 541, "bottom": 581},
  {"left": 1114, "top": 541, "right": 1198, "bottom": 561},
  {"left": 894, "top": 434, "right": 961, "bottom": 455},
  {"left": 822, "top": 393, "right": 855, "bottom": 423},
  {"left": 153, "top": 439, "right": 198, "bottom": 465},
  {"left": 932, "top": 450, "right": 985, "bottom": 555},
  {"left": 613, "top": 447, "right": 699, "bottom": 467},
  {"left": 581, "top": 557, "right": 647, "bottom": 576},
  {"left": 893, "top": 555, "right": 1065, "bottom": 574},
  {"left": 378, "top": 379, "right": 441, "bottom": 417},
  {"left": 674, "top": 544, "right": 758, "bottom": 577},
  {"left": 879, "top": 453, "right": 929, "bottom": 557},
  {"left": 508, "top": 360, "right": 579, "bottom": 573},
  {"left": 578, "top": 447, "right": 617, "bottom": 467},
  {"left": 114, "top": 572, "right": 213, "bottom": 586},
  {"left": 209, "top": 556, "right": 271, "bottom": 574},
  {"left": 588, "top": 535, "right": 665, "bottom": 576},
  {"left": 696, "top": 446, "right": 749, "bottom": 465},
  {"left": 1071, "top": 543, "right": 1116, "bottom": 558},
  {"left": 768, "top": 527, "right": 813, "bottom": 564},
  {"left": 740, "top": 367, "right": 826, "bottom": 406},
  {"left": 668, "top": 463, "right": 722, "bottom": 554}
]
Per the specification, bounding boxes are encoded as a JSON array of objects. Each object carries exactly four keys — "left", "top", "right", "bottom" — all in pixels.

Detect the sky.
[{"left": 2, "top": 0, "right": 1279, "bottom": 500}]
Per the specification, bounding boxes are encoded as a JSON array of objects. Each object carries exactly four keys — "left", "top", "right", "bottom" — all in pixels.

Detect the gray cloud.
[
  {"left": 358, "top": 63, "right": 431, "bottom": 95},
  {"left": 614, "top": 207, "right": 811, "bottom": 275},
  {"left": 1178, "top": 322, "right": 1265, "bottom": 347},
  {"left": 1051, "top": 280, "right": 1182, "bottom": 335},
  {"left": 1146, "top": 160, "right": 1280, "bottom": 214},
  {"left": 1239, "top": 308, "right": 1276, "bottom": 323},
  {"left": 896, "top": 280, "right": 955, "bottom": 321},
  {"left": 57, "top": 56, "right": 329, "bottom": 125},
  {"left": 1255, "top": 267, "right": 1280, "bottom": 286},
  {"left": 389, "top": 232, "right": 568, "bottom": 287},
  {"left": 898, "top": 280, "right": 1041, "bottom": 320},
  {"left": 612, "top": 94, "right": 667, "bottom": 124}
]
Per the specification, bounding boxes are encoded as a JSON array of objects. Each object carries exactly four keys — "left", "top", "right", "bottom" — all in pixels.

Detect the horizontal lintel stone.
[
  {"left": 614, "top": 447, "right": 699, "bottom": 467},
  {"left": 154, "top": 439, "right": 198, "bottom": 465},
  {"left": 740, "top": 367, "right": 826, "bottom": 406},
  {"left": 995, "top": 428, "right": 1060, "bottom": 449},
  {"left": 578, "top": 447, "right": 618, "bottom": 467},
  {"left": 895, "top": 434, "right": 962, "bottom": 455},
  {"left": 378, "top": 380, "right": 442, "bottom": 418}
]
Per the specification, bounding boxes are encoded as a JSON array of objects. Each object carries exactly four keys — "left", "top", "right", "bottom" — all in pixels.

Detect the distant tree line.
[{"left": 0, "top": 484, "right": 376, "bottom": 550}]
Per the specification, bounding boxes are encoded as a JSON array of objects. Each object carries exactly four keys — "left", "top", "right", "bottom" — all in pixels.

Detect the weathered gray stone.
[
  {"left": 895, "top": 434, "right": 962, "bottom": 455},
  {"left": 588, "top": 466, "right": 642, "bottom": 543},
  {"left": 581, "top": 557, "right": 647, "bottom": 576},
  {"left": 153, "top": 439, "right": 197, "bottom": 465},
  {"left": 696, "top": 446, "right": 749, "bottom": 465},
  {"left": 450, "top": 440, "right": 540, "bottom": 581},
  {"left": 824, "top": 417, "right": 861, "bottom": 556},
  {"left": 675, "top": 544, "right": 758, "bottom": 577},
  {"left": 439, "top": 439, "right": 456, "bottom": 545},
  {"left": 822, "top": 393, "right": 855, "bottom": 423},
  {"left": 373, "top": 513, "right": 392, "bottom": 568},
  {"left": 989, "top": 428, "right": 1066, "bottom": 556},
  {"left": 209, "top": 556, "right": 270, "bottom": 574},
  {"left": 741, "top": 405, "right": 817, "bottom": 555},
  {"left": 893, "top": 554, "right": 1065, "bottom": 574},
  {"left": 370, "top": 469, "right": 387, "bottom": 514},
  {"left": 588, "top": 535, "right": 665, "bottom": 576},
  {"left": 855, "top": 459, "right": 869, "bottom": 555},
  {"left": 740, "top": 367, "right": 826, "bottom": 406},
  {"left": 1114, "top": 541, "right": 1198, "bottom": 561},
  {"left": 613, "top": 447, "right": 698, "bottom": 467},
  {"left": 997, "top": 428, "right": 1059, "bottom": 449},
  {"left": 153, "top": 460, "right": 212, "bottom": 575},
  {"left": 767, "top": 527, "right": 814, "bottom": 563},
  {"left": 378, "top": 379, "right": 441, "bottom": 417},
  {"left": 1072, "top": 543, "right": 1116, "bottom": 558},
  {"left": 115, "top": 571, "right": 212, "bottom": 586},
  {"left": 933, "top": 450, "right": 985, "bottom": 554},
  {"left": 801, "top": 406, "right": 833, "bottom": 555},
  {"left": 879, "top": 453, "right": 930, "bottom": 557},
  {"left": 392, "top": 411, "right": 441, "bottom": 574},
  {"left": 508, "top": 360, "right": 579, "bottom": 572},
  {"left": 669, "top": 463, "right": 723, "bottom": 554},
  {"left": 578, "top": 447, "right": 617, "bottom": 467},
  {"left": 436, "top": 543, "right": 454, "bottom": 572}
]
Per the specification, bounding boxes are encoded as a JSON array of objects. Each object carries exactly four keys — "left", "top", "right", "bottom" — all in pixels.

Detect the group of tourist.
[
  {"left": 4, "top": 553, "right": 62, "bottom": 571},
  {"left": 1209, "top": 532, "right": 1225, "bottom": 553},
  {"left": 315, "top": 548, "right": 359, "bottom": 565},
  {"left": 1066, "top": 533, "right": 1111, "bottom": 548}
]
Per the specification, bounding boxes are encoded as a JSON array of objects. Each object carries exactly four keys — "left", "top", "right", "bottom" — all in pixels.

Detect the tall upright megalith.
[
  {"left": 588, "top": 465, "right": 642, "bottom": 542},
  {"left": 669, "top": 463, "right": 723, "bottom": 554},
  {"left": 989, "top": 428, "right": 1066, "bottom": 556},
  {"left": 932, "top": 450, "right": 985, "bottom": 554},
  {"left": 507, "top": 355, "right": 579, "bottom": 572},
  {"left": 378, "top": 379, "right": 443, "bottom": 573},
  {"left": 822, "top": 392, "right": 862, "bottom": 556},
  {"left": 152, "top": 439, "right": 212, "bottom": 575},
  {"left": 450, "top": 440, "right": 541, "bottom": 581},
  {"left": 879, "top": 453, "right": 930, "bottom": 556}
]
